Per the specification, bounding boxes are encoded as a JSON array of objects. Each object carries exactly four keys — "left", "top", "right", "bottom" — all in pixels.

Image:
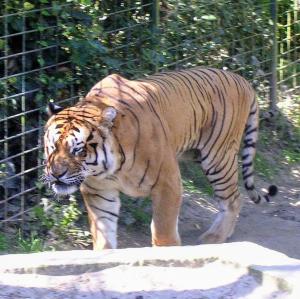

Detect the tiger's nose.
[
  {"left": 49, "top": 157, "right": 69, "bottom": 179},
  {"left": 50, "top": 167, "right": 68, "bottom": 180}
]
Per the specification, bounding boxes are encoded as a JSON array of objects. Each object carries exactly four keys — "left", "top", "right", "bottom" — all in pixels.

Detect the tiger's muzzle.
[{"left": 43, "top": 166, "right": 84, "bottom": 196}]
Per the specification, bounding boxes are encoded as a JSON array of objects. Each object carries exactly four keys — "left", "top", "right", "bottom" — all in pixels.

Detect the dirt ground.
[{"left": 118, "top": 163, "right": 300, "bottom": 260}]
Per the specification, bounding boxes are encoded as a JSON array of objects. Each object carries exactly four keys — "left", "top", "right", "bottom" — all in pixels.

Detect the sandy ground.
[{"left": 118, "top": 163, "right": 300, "bottom": 260}]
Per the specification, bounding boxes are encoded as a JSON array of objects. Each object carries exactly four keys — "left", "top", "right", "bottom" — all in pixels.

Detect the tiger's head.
[{"left": 43, "top": 102, "right": 119, "bottom": 195}]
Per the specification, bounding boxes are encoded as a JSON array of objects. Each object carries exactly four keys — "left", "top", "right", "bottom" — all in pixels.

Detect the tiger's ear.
[
  {"left": 101, "top": 107, "right": 117, "bottom": 128},
  {"left": 47, "top": 102, "right": 64, "bottom": 117}
]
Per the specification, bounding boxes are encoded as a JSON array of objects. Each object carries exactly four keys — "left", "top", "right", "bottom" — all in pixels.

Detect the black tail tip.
[{"left": 268, "top": 185, "right": 278, "bottom": 197}]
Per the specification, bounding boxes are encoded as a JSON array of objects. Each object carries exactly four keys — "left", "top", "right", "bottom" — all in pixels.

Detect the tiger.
[{"left": 43, "top": 67, "right": 277, "bottom": 250}]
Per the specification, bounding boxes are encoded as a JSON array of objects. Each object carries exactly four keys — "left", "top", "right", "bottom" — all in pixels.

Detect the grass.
[
  {"left": 0, "top": 230, "right": 44, "bottom": 254},
  {"left": 16, "top": 231, "right": 44, "bottom": 253},
  {"left": 254, "top": 152, "right": 278, "bottom": 179},
  {"left": 282, "top": 149, "right": 300, "bottom": 164},
  {"left": 0, "top": 233, "right": 8, "bottom": 252},
  {"left": 180, "top": 161, "right": 213, "bottom": 196},
  {"left": 120, "top": 195, "right": 152, "bottom": 227}
]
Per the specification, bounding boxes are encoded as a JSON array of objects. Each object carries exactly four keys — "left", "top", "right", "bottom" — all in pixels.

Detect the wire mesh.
[
  {"left": 0, "top": 3, "right": 75, "bottom": 228},
  {"left": 277, "top": 3, "right": 300, "bottom": 95},
  {"left": 0, "top": 0, "right": 299, "bottom": 234}
]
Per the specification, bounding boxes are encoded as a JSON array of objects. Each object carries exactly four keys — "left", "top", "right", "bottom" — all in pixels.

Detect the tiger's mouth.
[{"left": 52, "top": 181, "right": 82, "bottom": 195}]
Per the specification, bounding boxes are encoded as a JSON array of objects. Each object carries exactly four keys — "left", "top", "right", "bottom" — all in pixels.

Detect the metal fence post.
[
  {"left": 270, "top": 0, "right": 278, "bottom": 111},
  {"left": 151, "top": 0, "right": 160, "bottom": 73}
]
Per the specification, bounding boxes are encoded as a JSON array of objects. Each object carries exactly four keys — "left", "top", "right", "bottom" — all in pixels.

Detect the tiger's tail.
[{"left": 242, "top": 98, "right": 278, "bottom": 203}]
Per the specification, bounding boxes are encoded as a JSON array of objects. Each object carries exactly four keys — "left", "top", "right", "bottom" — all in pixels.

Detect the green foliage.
[
  {"left": 259, "top": 100, "right": 300, "bottom": 166},
  {"left": 120, "top": 195, "right": 152, "bottom": 227},
  {"left": 0, "top": 196, "right": 90, "bottom": 253},
  {"left": 156, "top": 0, "right": 274, "bottom": 84},
  {"left": 180, "top": 161, "right": 213, "bottom": 196},
  {"left": 254, "top": 152, "right": 277, "bottom": 179},
  {"left": 0, "top": 233, "right": 8, "bottom": 252},
  {"left": 16, "top": 231, "right": 44, "bottom": 253},
  {"left": 282, "top": 149, "right": 300, "bottom": 164},
  {"left": 57, "top": 0, "right": 157, "bottom": 90},
  {"left": 30, "top": 196, "right": 91, "bottom": 249}
]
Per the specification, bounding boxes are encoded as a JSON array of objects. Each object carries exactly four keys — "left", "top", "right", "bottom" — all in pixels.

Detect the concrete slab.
[{"left": 0, "top": 242, "right": 299, "bottom": 298}]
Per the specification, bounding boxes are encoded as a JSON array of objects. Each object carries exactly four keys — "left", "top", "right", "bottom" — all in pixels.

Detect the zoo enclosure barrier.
[{"left": 0, "top": 0, "right": 299, "bottom": 232}]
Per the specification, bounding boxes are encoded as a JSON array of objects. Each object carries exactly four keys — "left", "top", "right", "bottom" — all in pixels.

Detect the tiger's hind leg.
[{"left": 198, "top": 152, "right": 242, "bottom": 244}]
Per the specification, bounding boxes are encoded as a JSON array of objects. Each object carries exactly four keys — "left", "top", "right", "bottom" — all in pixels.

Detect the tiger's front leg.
[
  {"left": 80, "top": 185, "right": 120, "bottom": 250},
  {"left": 150, "top": 158, "right": 183, "bottom": 246}
]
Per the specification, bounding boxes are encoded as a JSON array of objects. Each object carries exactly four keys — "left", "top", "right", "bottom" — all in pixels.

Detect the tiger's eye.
[
  {"left": 72, "top": 147, "right": 87, "bottom": 157},
  {"left": 78, "top": 148, "right": 87, "bottom": 157}
]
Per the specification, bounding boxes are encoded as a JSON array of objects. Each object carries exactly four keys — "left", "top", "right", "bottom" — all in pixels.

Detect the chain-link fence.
[{"left": 0, "top": 0, "right": 299, "bottom": 232}]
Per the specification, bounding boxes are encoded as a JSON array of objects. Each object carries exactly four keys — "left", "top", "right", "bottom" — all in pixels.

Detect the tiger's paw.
[
  {"left": 152, "top": 236, "right": 181, "bottom": 247},
  {"left": 197, "top": 232, "right": 227, "bottom": 244}
]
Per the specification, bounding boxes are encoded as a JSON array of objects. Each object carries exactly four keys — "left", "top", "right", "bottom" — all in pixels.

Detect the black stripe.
[
  {"left": 216, "top": 188, "right": 239, "bottom": 200},
  {"left": 200, "top": 87, "right": 227, "bottom": 161},
  {"left": 90, "top": 204, "right": 119, "bottom": 218},
  {"left": 89, "top": 193, "right": 116, "bottom": 202},
  {"left": 244, "top": 141, "right": 256, "bottom": 148},
  {"left": 244, "top": 182, "right": 255, "bottom": 190},
  {"left": 87, "top": 132, "right": 94, "bottom": 142},
  {"left": 170, "top": 72, "right": 196, "bottom": 100},
  {"left": 210, "top": 168, "right": 237, "bottom": 186},
  {"left": 226, "top": 72, "right": 241, "bottom": 97},
  {"left": 245, "top": 127, "right": 257, "bottom": 135},
  {"left": 242, "top": 153, "right": 250, "bottom": 160},
  {"left": 242, "top": 168, "right": 249, "bottom": 176},
  {"left": 242, "top": 161, "right": 252, "bottom": 168},
  {"left": 115, "top": 136, "right": 126, "bottom": 172},
  {"left": 126, "top": 109, "right": 141, "bottom": 170},
  {"left": 189, "top": 70, "right": 213, "bottom": 103},
  {"left": 250, "top": 97, "right": 256, "bottom": 110},
  {"left": 102, "top": 143, "right": 108, "bottom": 170},
  {"left": 193, "top": 69, "right": 217, "bottom": 95},
  {"left": 205, "top": 88, "right": 235, "bottom": 167},
  {"left": 206, "top": 68, "right": 228, "bottom": 94},
  {"left": 139, "top": 160, "right": 150, "bottom": 187},
  {"left": 99, "top": 216, "right": 115, "bottom": 222},
  {"left": 244, "top": 124, "right": 251, "bottom": 133},
  {"left": 177, "top": 71, "right": 206, "bottom": 126},
  {"left": 219, "top": 69, "right": 232, "bottom": 86},
  {"left": 97, "top": 89, "right": 132, "bottom": 109},
  {"left": 197, "top": 107, "right": 217, "bottom": 150},
  {"left": 86, "top": 143, "right": 98, "bottom": 166},
  {"left": 206, "top": 154, "right": 236, "bottom": 176},
  {"left": 109, "top": 77, "right": 145, "bottom": 110},
  {"left": 82, "top": 182, "right": 98, "bottom": 191},
  {"left": 181, "top": 71, "right": 207, "bottom": 108},
  {"left": 243, "top": 172, "right": 254, "bottom": 180},
  {"left": 150, "top": 74, "right": 178, "bottom": 92},
  {"left": 151, "top": 164, "right": 162, "bottom": 190},
  {"left": 93, "top": 171, "right": 105, "bottom": 176},
  {"left": 145, "top": 78, "right": 171, "bottom": 101},
  {"left": 214, "top": 182, "right": 236, "bottom": 193},
  {"left": 142, "top": 85, "right": 168, "bottom": 140}
]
